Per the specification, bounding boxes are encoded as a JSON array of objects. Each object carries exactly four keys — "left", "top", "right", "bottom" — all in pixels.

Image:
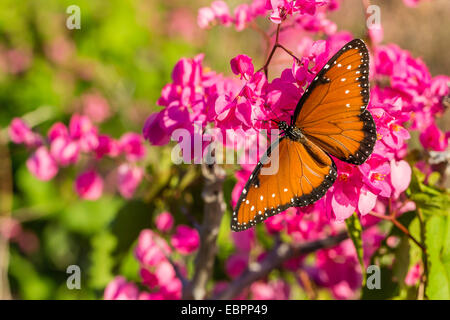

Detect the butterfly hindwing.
[
  {"left": 294, "top": 39, "right": 376, "bottom": 165},
  {"left": 231, "top": 137, "right": 337, "bottom": 232}
]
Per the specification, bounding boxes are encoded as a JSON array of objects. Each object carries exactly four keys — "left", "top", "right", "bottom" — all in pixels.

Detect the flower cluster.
[
  {"left": 198, "top": 0, "right": 338, "bottom": 33},
  {"left": 141, "top": 0, "right": 448, "bottom": 299},
  {"left": 9, "top": 111, "right": 146, "bottom": 200},
  {"left": 104, "top": 213, "right": 200, "bottom": 300}
]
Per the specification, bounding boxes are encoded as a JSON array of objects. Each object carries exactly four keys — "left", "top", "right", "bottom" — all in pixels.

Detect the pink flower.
[
  {"left": 119, "top": 133, "right": 146, "bottom": 161},
  {"left": 225, "top": 254, "right": 248, "bottom": 278},
  {"left": 234, "top": 4, "right": 250, "bottom": 31},
  {"left": 69, "top": 114, "right": 99, "bottom": 152},
  {"left": 135, "top": 229, "right": 171, "bottom": 266},
  {"left": 210, "top": 1, "right": 232, "bottom": 26},
  {"left": 81, "top": 93, "right": 110, "bottom": 123},
  {"left": 154, "top": 261, "right": 177, "bottom": 286},
  {"left": 359, "top": 156, "right": 392, "bottom": 198},
  {"left": 390, "top": 159, "right": 412, "bottom": 197},
  {"left": 142, "top": 112, "right": 171, "bottom": 146},
  {"left": 368, "top": 24, "right": 384, "bottom": 45},
  {"left": 104, "top": 276, "right": 139, "bottom": 300},
  {"left": 26, "top": 146, "right": 58, "bottom": 181},
  {"left": 155, "top": 212, "right": 174, "bottom": 232},
  {"left": 117, "top": 163, "right": 143, "bottom": 199},
  {"left": 250, "top": 280, "right": 290, "bottom": 300},
  {"left": 95, "top": 135, "right": 120, "bottom": 159},
  {"left": 74, "top": 170, "right": 104, "bottom": 200},
  {"left": 230, "top": 54, "right": 254, "bottom": 81},
  {"left": 50, "top": 136, "right": 80, "bottom": 166},
  {"left": 140, "top": 268, "right": 158, "bottom": 289},
  {"left": 405, "top": 263, "right": 422, "bottom": 286},
  {"left": 231, "top": 228, "right": 255, "bottom": 252},
  {"left": 419, "top": 123, "right": 448, "bottom": 151},
  {"left": 198, "top": 7, "right": 215, "bottom": 28},
  {"left": 9, "top": 118, "right": 42, "bottom": 148},
  {"left": 358, "top": 186, "right": 377, "bottom": 216},
  {"left": 48, "top": 122, "right": 69, "bottom": 142},
  {"left": 171, "top": 225, "right": 200, "bottom": 255},
  {"left": 0, "top": 217, "right": 22, "bottom": 240}
]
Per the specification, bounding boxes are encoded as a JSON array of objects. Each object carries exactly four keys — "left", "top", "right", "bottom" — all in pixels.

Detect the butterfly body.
[
  {"left": 231, "top": 39, "right": 376, "bottom": 232},
  {"left": 278, "top": 121, "right": 305, "bottom": 143}
]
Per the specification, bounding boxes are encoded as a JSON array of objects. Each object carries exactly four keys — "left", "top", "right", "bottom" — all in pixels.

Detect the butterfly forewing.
[
  {"left": 231, "top": 137, "right": 337, "bottom": 232},
  {"left": 295, "top": 39, "right": 376, "bottom": 165}
]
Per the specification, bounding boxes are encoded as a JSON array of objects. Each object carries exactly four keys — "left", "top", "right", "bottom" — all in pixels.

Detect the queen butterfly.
[{"left": 231, "top": 39, "right": 376, "bottom": 232}]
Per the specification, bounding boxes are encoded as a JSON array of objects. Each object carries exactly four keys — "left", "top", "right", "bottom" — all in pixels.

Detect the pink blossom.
[
  {"left": 210, "top": 1, "right": 232, "bottom": 26},
  {"left": 405, "top": 263, "right": 422, "bottom": 286},
  {"left": 69, "top": 114, "right": 99, "bottom": 152},
  {"left": 234, "top": 4, "right": 250, "bottom": 31},
  {"left": 95, "top": 135, "right": 120, "bottom": 159},
  {"left": 117, "top": 163, "right": 143, "bottom": 198},
  {"left": 155, "top": 212, "right": 174, "bottom": 232},
  {"left": 231, "top": 228, "right": 255, "bottom": 252},
  {"left": 135, "top": 229, "right": 171, "bottom": 266},
  {"left": 142, "top": 112, "right": 171, "bottom": 146},
  {"left": 119, "top": 133, "right": 146, "bottom": 162},
  {"left": 358, "top": 156, "right": 392, "bottom": 198},
  {"left": 154, "top": 261, "right": 177, "bottom": 286},
  {"left": 140, "top": 268, "right": 158, "bottom": 289},
  {"left": 250, "top": 280, "right": 290, "bottom": 300},
  {"left": 104, "top": 276, "right": 139, "bottom": 300},
  {"left": 9, "top": 118, "right": 42, "bottom": 148},
  {"left": 230, "top": 54, "right": 254, "bottom": 81},
  {"left": 5, "top": 48, "right": 32, "bottom": 74},
  {"left": 81, "top": 93, "right": 111, "bottom": 123},
  {"left": 358, "top": 186, "right": 377, "bottom": 215},
  {"left": 198, "top": 7, "right": 216, "bottom": 28},
  {"left": 419, "top": 123, "right": 448, "bottom": 151},
  {"left": 26, "top": 147, "right": 58, "bottom": 181},
  {"left": 48, "top": 122, "right": 69, "bottom": 142},
  {"left": 50, "top": 136, "right": 80, "bottom": 166},
  {"left": 0, "top": 217, "right": 22, "bottom": 240},
  {"left": 74, "top": 170, "right": 104, "bottom": 200},
  {"left": 390, "top": 159, "right": 412, "bottom": 197},
  {"left": 225, "top": 254, "right": 248, "bottom": 278},
  {"left": 171, "top": 225, "right": 200, "bottom": 255},
  {"left": 159, "top": 277, "right": 182, "bottom": 300},
  {"left": 368, "top": 24, "right": 384, "bottom": 45}
]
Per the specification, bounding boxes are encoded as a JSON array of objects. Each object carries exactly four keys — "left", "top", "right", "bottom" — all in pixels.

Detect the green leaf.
[
  {"left": 425, "top": 215, "right": 450, "bottom": 299},
  {"left": 345, "top": 212, "right": 365, "bottom": 286},
  {"left": 392, "top": 235, "right": 410, "bottom": 285},
  {"left": 59, "top": 197, "right": 123, "bottom": 235}
]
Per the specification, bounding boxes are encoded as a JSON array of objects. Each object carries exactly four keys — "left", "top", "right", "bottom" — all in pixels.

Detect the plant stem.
[
  {"left": 368, "top": 211, "right": 425, "bottom": 252},
  {"left": 214, "top": 231, "right": 349, "bottom": 299},
  {"left": 0, "top": 134, "right": 12, "bottom": 300},
  {"left": 183, "top": 163, "right": 226, "bottom": 300}
]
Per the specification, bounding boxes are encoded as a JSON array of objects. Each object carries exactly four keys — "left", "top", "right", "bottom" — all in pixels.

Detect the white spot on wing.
[{"left": 345, "top": 90, "right": 350, "bottom": 94}]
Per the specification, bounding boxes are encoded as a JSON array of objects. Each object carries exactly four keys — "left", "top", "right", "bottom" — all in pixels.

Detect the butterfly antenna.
[{"left": 264, "top": 104, "right": 282, "bottom": 123}]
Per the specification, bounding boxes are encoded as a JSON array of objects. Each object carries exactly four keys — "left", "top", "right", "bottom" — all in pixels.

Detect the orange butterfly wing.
[
  {"left": 231, "top": 137, "right": 337, "bottom": 232},
  {"left": 294, "top": 39, "right": 376, "bottom": 164}
]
